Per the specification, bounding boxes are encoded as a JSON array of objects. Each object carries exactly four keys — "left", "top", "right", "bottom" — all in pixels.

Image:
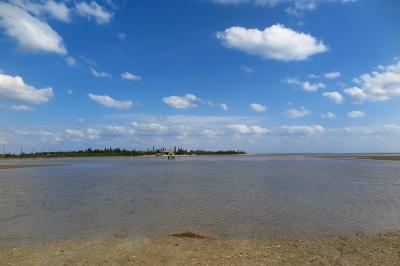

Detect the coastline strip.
[
  {"left": 1, "top": 232, "right": 400, "bottom": 265},
  {"left": 0, "top": 164, "right": 66, "bottom": 169}
]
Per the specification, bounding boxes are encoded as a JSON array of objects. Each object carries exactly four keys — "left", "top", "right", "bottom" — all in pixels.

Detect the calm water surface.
[{"left": 1, "top": 155, "right": 400, "bottom": 244}]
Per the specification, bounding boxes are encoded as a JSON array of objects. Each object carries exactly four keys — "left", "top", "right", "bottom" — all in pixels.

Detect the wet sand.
[
  {"left": 357, "top": 156, "right": 400, "bottom": 161},
  {"left": 1, "top": 232, "right": 400, "bottom": 265},
  {"left": 313, "top": 154, "right": 400, "bottom": 161},
  {"left": 0, "top": 164, "right": 66, "bottom": 169}
]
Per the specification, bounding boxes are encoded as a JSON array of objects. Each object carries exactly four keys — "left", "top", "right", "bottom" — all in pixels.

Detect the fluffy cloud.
[
  {"left": 347, "top": 111, "right": 364, "bottom": 118},
  {"left": 88, "top": 93, "right": 132, "bottom": 109},
  {"left": 344, "top": 60, "right": 400, "bottom": 102},
  {"left": 250, "top": 103, "right": 267, "bottom": 112},
  {"left": 162, "top": 94, "right": 197, "bottom": 109},
  {"left": 324, "top": 71, "right": 341, "bottom": 79},
  {"left": 132, "top": 122, "right": 168, "bottom": 133},
  {"left": 121, "top": 72, "right": 142, "bottom": 81},
  {"left": 11, "top": 113, "right": 400, "bottom": 152},
  {"left": 10, "top": 0, "right": 71, "bottom": 23},
  {"left": 44, "top": 0, "right": 71, "bottom": 22},
  {"left": 285, "top": 77, "right": 325, "bottom": 92},
  {"left": 216, "top": 24, "right": 327, "bottom": 61},
  {"left": 275, "top": 125, "right": 325, "bottom": 136},
  {"left": 87, "top": 127, "right": 101, "bottom": 140},
  {"left": 0, "top": 2, "right": 67, "bottom": 54},
  {"left": 220, "top": 103, "right": 228, "bottom": 111},
  {"left": 341, "top": 126, "right": 374, "bottom": 134},
  {"left": 321, "top": 112, "right": 338, "bottom": 119},
  {"left": 76, "top": 1, "right": 113, "bottom": 24},
  {"left": 383, "top": 124, "right": 400, "bottom": 134},
  {"left": 0, "top": 73, "right": 53, "bottom": 104},
  {"left": 90, "top": 67, "right": 111, "bottom": 78},
  {"left": 229, "top": 124, "right": 269, "bottom": 134},
  {"left": 65, "top": 129, "right": 85, "bottom": 140},
  {"left": 284, "top": 107, "right": 311, "bottom": 119},
  {"left": 15, "top": 129, "right": 62, "bottom": 143},
  {"left": 10, "top": 104, "right": 34, "bottom": 111},
  {"left": 77, "top": 122, "right": 170, "bottom": 141},
  {"left": 0, "top": 103, "right": 35, "bottom": 111},
  {"left": 322, "top": 91, "right": 343, "bottom": 104}
]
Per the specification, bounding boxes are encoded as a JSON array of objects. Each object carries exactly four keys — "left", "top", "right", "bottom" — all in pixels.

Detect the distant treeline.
[{"left": 1, "top": 147, "right": 246, "bottom": 159}]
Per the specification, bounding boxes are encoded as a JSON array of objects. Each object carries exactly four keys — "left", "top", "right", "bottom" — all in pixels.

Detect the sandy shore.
[
  {"left": 0, "top": 164, "right": 66, "bottom": 169},
  {"left": 312, "top": 154, "right": 400, "bottom": 161},
  {"left": 1, "top": 232, "right": 400, "bottom": 265},
  {"left": 357, "top": 156, "right": 400, "bottom": 161}
]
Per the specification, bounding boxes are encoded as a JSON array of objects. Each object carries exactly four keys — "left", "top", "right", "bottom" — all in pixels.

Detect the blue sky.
[{"left": 0, "top": 0, "right": 400, "bottom": 153}]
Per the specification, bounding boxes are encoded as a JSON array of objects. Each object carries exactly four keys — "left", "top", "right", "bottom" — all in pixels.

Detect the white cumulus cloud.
[
  {"left": 321, "top": 112, "right": 338, "bottom": 119},
  {"left": 162, "top": 94, "right": 198, "bottom": 109},
  {"left": 322, "top": 91, "right": 343, "bottom": 104},
  {"left": 345, "top": 60, "right": 400, "bottom": 102},
  {"left": 0, "top": 73, "right": 53, "bottom": 104},
  {"left": 90, "top": 67, "right": 111, "bottom": 78},
  {"left": 347, "top": 111, "right": 364, "bottom": 118},
  {"left": 65, "top": 129, "right": 85, "bottom": 140},
  {"left": 216, "top": 24, "right": 328, "bottom": 61},
  {"left": 88, "top": 93, "right": 132, "bottom": 109},
  {"left": 10, "top": 104, "right": 34, "bottom": 111},
  {"left": 76, "top": 1, "right": 113, "bottom": 24},
  {"left": 285, "top": 77, "right": 325, "bottom": 92},
  {"left": 121, "top": 72, "right": 142, "bottom": 81},
  {"left": 284, "top": 107, "right": 311, "bottom": 119},
  {"left": 275, "top": 125, "right": 325, "bottom": 136},
  {"left": 0, "top": 2, "right": 67, "bottom": 54},
  {"left": 229, "top": 124, "right": 269, "bottom": 134},
  {"left": 44, "top": 0, "right": 71, "bottom": 22},
  {"left": 220, "top": 103, "right": 228, "bottom": 111},
  {"left": 250, "top": 103, "right": 267, "bottom": 112},
  {"left": 324, "top": 71, "right": 341, "bottom": 79}
]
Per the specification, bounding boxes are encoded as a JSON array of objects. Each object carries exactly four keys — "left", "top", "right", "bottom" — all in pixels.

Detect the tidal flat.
[
  {"left": 1, "top": 231, "right": 400, "bottom": 265},
  {"left": 1, "top": 155, "right": 400, "bottom": 264}
]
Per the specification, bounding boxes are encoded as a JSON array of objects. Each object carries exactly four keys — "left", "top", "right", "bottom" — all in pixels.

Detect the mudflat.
[
  {"left": 1, "top": 232, "right": 400, "bottom": 265},
  {"left": 357, "top": 156, "right": 400, "bottom": 161},
  {"left": 0, "top": 164, "right": 66, "bottom": 169}
]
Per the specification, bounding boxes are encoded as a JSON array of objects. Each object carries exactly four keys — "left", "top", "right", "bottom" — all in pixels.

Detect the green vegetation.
[{"left": 1, "top": 147, "right": 246, "bottom": 159}]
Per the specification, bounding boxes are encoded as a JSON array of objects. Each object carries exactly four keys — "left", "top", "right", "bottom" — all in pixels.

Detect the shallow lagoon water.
[{"left": 1, "top": 155, "right": 400, "bottom": 244}]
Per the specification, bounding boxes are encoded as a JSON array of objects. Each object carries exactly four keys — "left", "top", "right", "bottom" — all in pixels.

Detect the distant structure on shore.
[{"left": 0, "top": 146, "right": 246, "bottom": 159}]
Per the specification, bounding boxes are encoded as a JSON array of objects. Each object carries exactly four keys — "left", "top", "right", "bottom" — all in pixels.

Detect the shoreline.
[
  {"left": 1, "top": 154, "right": 400, "bottom": 169},
  {"left": 0, "top": 153, "right": 251, "bottom": 161},
  {"left": 0, "top": 163, "right": 67, "bottom": 169},
  {"left": 1, "top": 231, "right": 400, "bottom": 265}
]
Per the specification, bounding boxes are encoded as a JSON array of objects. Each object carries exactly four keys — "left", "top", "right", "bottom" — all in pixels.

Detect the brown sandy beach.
[{"left": 1, "top": 232, "right": 400, "bottom": 265}]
